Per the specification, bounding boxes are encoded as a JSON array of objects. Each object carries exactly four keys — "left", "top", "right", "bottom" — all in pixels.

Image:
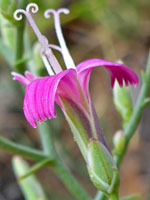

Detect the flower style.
[{"left": 12, "top": 3, "right": 138, "bottom": 160}]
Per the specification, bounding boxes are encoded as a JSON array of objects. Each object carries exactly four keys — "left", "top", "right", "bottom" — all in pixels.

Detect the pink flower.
[
  {"left": 12, "top": 4, "right": 138, "bottom": 147},
  {"left": 12, "top": 59, "right": 138, "bottom": 128}
]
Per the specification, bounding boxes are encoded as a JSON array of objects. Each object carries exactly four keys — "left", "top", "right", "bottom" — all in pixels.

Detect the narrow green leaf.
[
  {"left": 19, "top": 158, "right": 53, "bottom": 181},
  {"left": 12, "top": 156, "right": 48, "bottom": 200}
]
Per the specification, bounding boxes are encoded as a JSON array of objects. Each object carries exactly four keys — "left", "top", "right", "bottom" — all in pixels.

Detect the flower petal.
[
  {"left": 24, "top": 79, "right": 43, "bottom": 125},
  {"left": 23, "top": 69, "right": 72, "bottom": 127},
  {"left": 76, "top": 58, "right": 139, "bottom": 98},
  {"left": 11, "top": 72, "right": 30, "bottom": 86},
  {"left": 57, "top": 70, "right": 84, "bottom": 104},
  {"left": 11, "top": 71, "right": 37, "bottom": 86},
  {"left": 25, "top": 71, "right": 37, "bottom": 81}
]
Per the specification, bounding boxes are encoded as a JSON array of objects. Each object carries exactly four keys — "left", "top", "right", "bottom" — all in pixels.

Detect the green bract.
[
  {"left": 113, "top": 81, "right": 133, "bottom": 127},
  {"left": 87, "top": 139, "right": 119, "bottom": 195},
  {"left": 61, "top": 97, "right": 90, "bottom": 160}
]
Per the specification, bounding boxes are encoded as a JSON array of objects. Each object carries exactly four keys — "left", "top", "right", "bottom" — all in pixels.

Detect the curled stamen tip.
[
  {"left": 26, "top": 3, "right": 38, "bottom": 13},
  {"left": 58, "top": 8, "right": 70, "bottom": 15},
  {"left": 44, "top": 8, "right": 70, "bottom": 18},
  {"left": 44, "top": 9, "right": 56, "bottom": 18},
  {"left": 13, "top": 3, "right": 39, "bottom": 21},
  {"left": 13, "top": 9, "right": 25, "bottom": 21}
]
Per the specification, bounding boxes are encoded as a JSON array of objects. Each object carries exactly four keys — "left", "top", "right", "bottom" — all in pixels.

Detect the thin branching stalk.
[
  {"left": 0, "top": 136, "right": 47, "bottom": 161},
  {"left": 14, "top": 0, "right": 27, "bottom": 73}
]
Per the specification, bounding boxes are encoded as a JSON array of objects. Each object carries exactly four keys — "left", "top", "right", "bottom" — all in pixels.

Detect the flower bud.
[
  {"left": 113, "top": 130, "right": 126, "bottom": 155},
  {"left": 87, "top": 139, "right": 119, "bottom": 195},
  {"left": 113, "top": 81, "right": 133, "bottom": 127}
]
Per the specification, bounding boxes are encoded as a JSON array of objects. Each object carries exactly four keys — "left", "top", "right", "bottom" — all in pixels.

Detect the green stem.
[
  {"left": 0, "top": 136, "right": 48, "bottom": 161},
  {"left": 94, "top": 191, "right": 107, "bottom": 200},
  {"left": 14, "top": 0, "right": 27, "bottom": 73},
  {"left": 0, "top": 130, "right": 91, "bottom": 199},
  {"left": 96, "top": 52, "right": 150, "bottom": 200},
  {"left": 52, "top": 159, "right": 91, "bottom": 200},
  {"left": 115, "top": 52, "right": 150, "bottom": 167},
  {"left": 38, "top": 122, "right": 56, "bottom": 156},
  {"left": 109, "top": 193, "right": 119, "bottom": 200},
  {"left": 38, "top": 122, "right": 91, "bottom": 200},
  {"left": 19, "top": 158, "right": 53, "bottom": 181}
]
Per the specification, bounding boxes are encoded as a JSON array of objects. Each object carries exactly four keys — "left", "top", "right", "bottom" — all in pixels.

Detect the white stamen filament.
[
  {"left": 14, "top": 3, "right": 62, "bottom": 75},
  {"left": 40, "top": 49, "right": 55, "bottom": 75},
  {"left": 48, "top": 44, "right": 62, "bottom": 52},
  {"left": 40, "top": 44, "right": 63, "bottom": 76},
  {"left": 44, "top": 9, "right": 76, "bottom": 69}
]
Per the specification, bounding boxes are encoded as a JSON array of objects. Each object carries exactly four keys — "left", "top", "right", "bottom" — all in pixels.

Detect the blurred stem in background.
[
  {"left": 14, "top": 0, "right": 27, "bottom": 73},
  {"left": 0, "top": 135, "right": 48, "bottom": 161}
]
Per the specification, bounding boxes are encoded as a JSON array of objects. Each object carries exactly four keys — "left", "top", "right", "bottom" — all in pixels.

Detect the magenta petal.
[
  {"left": 23, "top": 69, "right": 72, "bottom": 127},
  {"left": 35, "top": 77, "right": 48, "bottom": 121},
  {"left": 24, "top": 79, "right": 43, "bottom": 125},
  {"left": 48, "top": 69, "right": 76, "bottom": 116},
  {"left": 42, "top": 77, "right": 54, "bottom": 119},
  {"left": 24, "top": 101, "right": 37, "bottom": 128},
  {"left": 57, "top": 69, "right": 83, "bottom": 105},
  {"left": 11, "top": 72, "right": 30, "bottom": 86},
  {"left": 76, "top": 58, "right": 138, "bottom": 98},
  {"left": 25, "top": 71, "right": 37, "bottom": 82},
  {"left": 12, "top": 71, "right": 38, "bottom": 86}
]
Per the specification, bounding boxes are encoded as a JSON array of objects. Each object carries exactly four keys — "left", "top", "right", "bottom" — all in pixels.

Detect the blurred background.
[{"left": 0, "top": 0, "right": 150, "bottom": 199}]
